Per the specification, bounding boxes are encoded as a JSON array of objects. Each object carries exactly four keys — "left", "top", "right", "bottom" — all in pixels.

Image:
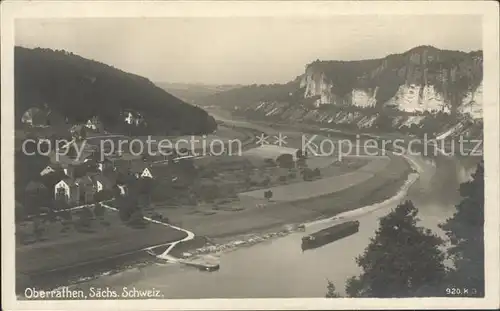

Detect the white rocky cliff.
[{"left": 298, "top": 46, "right": 483, "bottom": 119}]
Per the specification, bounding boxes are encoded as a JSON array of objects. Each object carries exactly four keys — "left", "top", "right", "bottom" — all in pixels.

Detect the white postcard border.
[{"left": 1, "top": 1, "right": 498, "bottom": 310}]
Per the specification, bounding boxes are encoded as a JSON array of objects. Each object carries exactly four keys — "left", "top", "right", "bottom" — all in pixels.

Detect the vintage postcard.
[{"left": 1, "top": 1, "right": 499, "bottom": 310}]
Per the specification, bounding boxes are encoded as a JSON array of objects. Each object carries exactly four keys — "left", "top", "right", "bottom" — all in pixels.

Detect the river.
[{"left": 74, "top": 143, "right": 480, "bottom": 298}]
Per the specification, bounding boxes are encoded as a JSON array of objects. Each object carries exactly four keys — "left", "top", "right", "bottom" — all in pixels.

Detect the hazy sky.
[{"left": 16, "top": 16, "right": 482, "bottom": 84}]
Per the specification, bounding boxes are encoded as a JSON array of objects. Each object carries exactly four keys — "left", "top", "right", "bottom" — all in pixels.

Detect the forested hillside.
[{"left": 15, "top": 47, "right": 217, "bottom": 135}]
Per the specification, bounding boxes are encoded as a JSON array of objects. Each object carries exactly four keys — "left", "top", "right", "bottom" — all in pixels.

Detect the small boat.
[
  {"left": 301, "top": 220, "right": 360, "bottom": 251},
  {"left": 182, "top": 255, "right": 220, "bottom": 272}
]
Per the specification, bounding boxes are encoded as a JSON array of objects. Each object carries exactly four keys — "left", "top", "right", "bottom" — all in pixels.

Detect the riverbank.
[
  {"left": 166, "top": 152, "right": 413, "bottom": 258},
  {"left": 171, "top": 169, "right": 419, "bottom": 260}
]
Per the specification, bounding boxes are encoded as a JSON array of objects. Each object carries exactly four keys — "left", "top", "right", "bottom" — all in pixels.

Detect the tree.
[
  {"left": 32, "top": 217, "right": 45, "bottom": 241},
  {"left": 54, "top": 193, "right": 70, "bottom": 211},
  {"left": 439, "top": 162, "right": 484, "bottom": 296},
  {"left": 77, "top": 206, "right": 93, "bottom": 228},
  {"left": 276, "top": 154, "right": 294, "bottom": 169},
  {"left": 296, "top": 157, "right": 307, "bottom": 169},
  {"left": 15, "top": 202, "right": 27, "bottom": 223},
  {"left": 325, "top": 280, "right": 342, "bottom": 298},
  {"left": 66, "top": 144, "right": 78, "bottom": 159},
  {"left": 264, "top": 190, "right": 273, "bottom": 200},
  {"left": 302, "top": 168, "right": 314, "bottom": 181},
  {"left": 117, "top": 191, "right": 138, "bottom": 222},
  {"left": 343, "top": 200, "right": 446, "bottom": 297},
  {"left": 264, "top": 158, "right": 276, "bottom": 167},
  {"left": 296, "top": 149, "right": 306, "bottom": 160},
  {"left": 59, "top": 209, "right": 73, "bottom": 232},
  {"left": 313, "top": 168, "right": 321, "bottom": 177},
  {"left": 137, "top": 177, "right": 153, "bottom": 209},
  {"left": 128, "top": 210, "right": 147, "bottom": 228}
]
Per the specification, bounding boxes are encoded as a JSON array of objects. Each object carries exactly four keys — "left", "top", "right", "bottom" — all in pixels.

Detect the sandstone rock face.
[{"left": 298, "top": 46, "right": 483, "bottom": 119}]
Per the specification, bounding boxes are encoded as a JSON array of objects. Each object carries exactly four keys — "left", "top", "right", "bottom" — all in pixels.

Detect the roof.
[
  {"left": 91, "top": 174, "right": 115, "bottom": 189},
  {"left": 40, "top": 164, "right": 63, "bottom": 176},
  {"left": 57, "top": 178, "right": 77, "bottom": 187}
]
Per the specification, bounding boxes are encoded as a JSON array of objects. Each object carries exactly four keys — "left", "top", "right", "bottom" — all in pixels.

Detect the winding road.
[{"left": 100, "top": 203, "right": 195, "bottom": 261}]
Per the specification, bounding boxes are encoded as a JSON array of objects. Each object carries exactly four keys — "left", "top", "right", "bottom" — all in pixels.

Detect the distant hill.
[
  {"left": 156, "top": 82, "right": 242, "bottom": 105},
  {"left": 204, "top": 46, "right": 483, "bottom": 138},
  {"left": 15, "top": 47, "right": 217, "bottom": 136},
  {"left": 200, "top": 77, "right": 308, "bottom": 110}
]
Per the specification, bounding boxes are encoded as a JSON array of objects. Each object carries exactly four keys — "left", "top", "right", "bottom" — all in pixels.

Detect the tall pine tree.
[
  {"left": 440, "top": 161, "right": 484, "bottom": 296},
  {"left": 344, "top": 200, "right": 447, "bottom": 297}
]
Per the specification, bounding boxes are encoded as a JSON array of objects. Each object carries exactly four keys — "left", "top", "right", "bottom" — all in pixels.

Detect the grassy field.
[{"left": 16, "top": 206, "right": 187, "bottom": 277}]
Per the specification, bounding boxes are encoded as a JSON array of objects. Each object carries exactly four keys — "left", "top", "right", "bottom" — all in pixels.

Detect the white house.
[
  {"left": 54, "top": 178, "right": 79, "bottom": 205},
  {"left": 141, "top": 167, "right": 153, "bottom": 178},
  {"left": 130, "top": 161, "right": 154, "bottom": 179}
]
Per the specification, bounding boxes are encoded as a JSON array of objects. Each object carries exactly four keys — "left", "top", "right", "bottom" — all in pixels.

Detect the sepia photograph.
[{"left": 1, "top": 1, "right": 499, "bottom": 310}]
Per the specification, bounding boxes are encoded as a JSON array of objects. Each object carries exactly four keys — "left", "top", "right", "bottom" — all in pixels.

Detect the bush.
[
  {"left": 77, "top": 207, "right": 93, "bottom": 228},
  {"left": 198, "top": 184, "right": 220, "bottom": 202},
  {"left": 264, "top": 190, "right": 273, "bottom": 200},
  {"left": 276, "top": 154, "right": 294, "bottom": 169},
  {"left": 279, "top": 175, "right": 287, "bottom": 182},
  {"left": 264, "top": 158, "right": 276, "bottom": 167},
  {"left": 119, "top": 205, "right": 134, "bottom": 222},
  {"left": 32, "top": 220, "right": 45, "bottom": 240},
  {"left": 296, "top": 158, "right": 307, "bottom": 168},
  {"left": 58, "top": 210, "right": 73, "bottom": 228},
  {"left": 151, "top": 212, "right": 164, "bottom": 222},
  {"left": 313, "top": 168, "right": 321, "bottom": 177},
  {"left": 94, "top": 189, "right": 114, "bottom": 202},
  {"left": 302, "top": 168, "right": 314, "bottom": 181}
]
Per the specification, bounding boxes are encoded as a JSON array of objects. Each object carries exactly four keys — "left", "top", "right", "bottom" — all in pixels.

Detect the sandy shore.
[
  {"left": 163, "top": 152, "right": 412, "bottom": 260},
  {"left": 170, "top": 170, "right": 419, "bottom": 260}
]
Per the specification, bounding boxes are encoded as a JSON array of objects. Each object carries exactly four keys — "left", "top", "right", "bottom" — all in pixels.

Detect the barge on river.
[{"left": 301, "top": 220, "right": 360, "bottom": 251}]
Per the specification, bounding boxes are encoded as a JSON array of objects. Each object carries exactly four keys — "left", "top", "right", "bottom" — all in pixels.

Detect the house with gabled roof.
[
  {"left": 54, "top": 178, "right": 80, "bottom": 205},
  {"left": 130, "top": 161, "right": 154, "bottom": 179}
]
